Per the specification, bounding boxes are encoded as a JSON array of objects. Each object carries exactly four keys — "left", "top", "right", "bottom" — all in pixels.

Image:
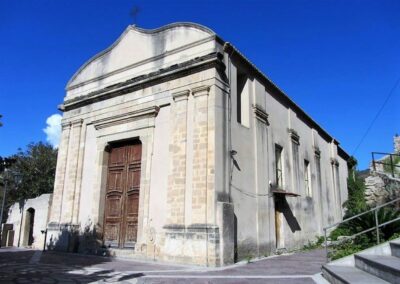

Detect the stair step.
[
  {"left": 390, "top": 241, "right": 400, "bottom": 258},
  {"left": 355, "top": 254, "right": 400, "bottom": 284},
  {"left": 322, "top": 265, "right": 390, "bottom": 284}
]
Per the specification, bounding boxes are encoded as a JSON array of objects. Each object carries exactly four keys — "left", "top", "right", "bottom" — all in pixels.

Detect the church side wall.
[{"left": 226, "top": 59, "right": 349, "bottom": 260}]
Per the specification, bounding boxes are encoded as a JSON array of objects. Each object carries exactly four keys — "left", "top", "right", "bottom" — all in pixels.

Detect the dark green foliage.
[
  {"left": 382, "top": 155, "right": 400, "bottom": 176},
  {"left": 342, "top": 160, "right": 367, "bottom": 216},
  {"left": 330, "top": 235, "right": 372, "bottom": 260},
  {"left": 302, "top": 236, "right": 325, "bottom": 251},
  {"left": 328, "top": 156, "right": 400, "bottom": 260},
  {"left": 1, "top": 142, "right": 57, "bottom": 222},
  {"left": 329, "top": 227, "right": 352, "bottom": 241},
  {"left": 336, "top": 208, "right": 400, "bottom": 241}
]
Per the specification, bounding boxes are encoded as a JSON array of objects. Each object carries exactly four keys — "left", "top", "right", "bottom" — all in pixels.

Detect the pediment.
[{"left": 67, "top": 23, "right": 216, "bottom": 90}]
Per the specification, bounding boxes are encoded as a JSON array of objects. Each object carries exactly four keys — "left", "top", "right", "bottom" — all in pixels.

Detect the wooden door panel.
[
  {"left": 104, "top": 141, "right": 142, "bottom": 249},
  {"left": 124, "top": 191, "right": 139, "bottom": 246},
  {"left": 107, "top": 169, "right": 124, "bottom": 192},
  {"left": 127, "top": 144, "right": 142, "bottom": 164},
  {"left": 109, "top": 147, "right": 125, "bottom": 165},
  {"left": 123, "top": 143, "right": 141, "bottom": 248},
  {"left": 104, "top": 223, "right": 120, "bottom": 247},
  {"left": 106, "top": 196, "right": 122, "bottom": 217},
  {"left": 127, "top": 166, "right": 141, "bottom": 190}
]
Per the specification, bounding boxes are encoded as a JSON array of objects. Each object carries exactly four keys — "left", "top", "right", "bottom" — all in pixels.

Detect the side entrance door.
[{"left": 104, "top": 140, "right": 142, "bottom": 248}]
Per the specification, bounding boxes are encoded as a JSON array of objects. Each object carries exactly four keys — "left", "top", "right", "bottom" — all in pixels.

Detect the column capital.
[
  {"left": 287, "top": 128, "right": 300, "bottom": 145},
  {"left": 172, "top": 89, "right": 190, "bottom": 102},
  {"left": 313, "top": 146, "right": 321, "bottom": 159},
  {"left": 252, "top": 104, "right": 269, "bottom": 125},
  {"left": 61, "top": 121, "right": 72, "bottom": 130},
  {"left": 330, "top": 158, "right": 339, "bottom": 167},
  {"left": 71, "top": 119, "right": 84, "bottom": 127},
  {"left": 192, "top": 85, "right": 210, "bottom": 97}
]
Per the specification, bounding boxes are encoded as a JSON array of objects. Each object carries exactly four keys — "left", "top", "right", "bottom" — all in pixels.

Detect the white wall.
[
  {"left": 226, "top": 58, "right": 349, "bottom": 258},
  {"left": 7, "top": 194, "right": 52, "bottom": 249}
]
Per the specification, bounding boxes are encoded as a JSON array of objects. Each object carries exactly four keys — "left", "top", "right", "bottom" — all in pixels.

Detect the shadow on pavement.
[{"left": 0, "top": 249, "right": 146, "bottom": 283}]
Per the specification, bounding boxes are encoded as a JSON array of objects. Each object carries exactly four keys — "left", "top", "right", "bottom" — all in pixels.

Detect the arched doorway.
[{"left": 23, "top": 208, "right": 35, "bottom": 247}]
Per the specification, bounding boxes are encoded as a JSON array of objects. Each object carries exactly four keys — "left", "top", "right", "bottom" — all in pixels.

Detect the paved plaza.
[{"left": 0, "top": 248, "right": 329, "bottom": 283}]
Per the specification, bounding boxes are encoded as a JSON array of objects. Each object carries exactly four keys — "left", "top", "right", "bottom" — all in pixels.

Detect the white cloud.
[{"left": 43, "top": 114, "right": 62, "bottom": 148}]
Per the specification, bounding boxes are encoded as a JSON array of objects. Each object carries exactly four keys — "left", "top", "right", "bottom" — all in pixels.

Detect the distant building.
[{"left": 47, "top": 23, "right": 349, "bottom": 266}]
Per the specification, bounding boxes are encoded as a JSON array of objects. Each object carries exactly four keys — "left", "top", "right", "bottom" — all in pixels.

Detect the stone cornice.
[
  {"left": 61, "top": 119, "right": 83, "bottom": 130},
  {"left": 61, "top": 121, "right": 71, "bottom": 130},
  {"left": 288, "top": 128, "right": 300, "bottom": 145},
  {"left": 330, "top": 158, "right": 339, "bottom": 167},
  {"left": 172, "top": 89, "right": 190, "bottom": 102},
  {"left": 192, "top": 85, "right": 210, "bottom": 97},
  {"left": 314, "top": 146, "right": 321, "bottom": 159},
  {"left": 252, "top": 104, "right": 269, "bottom": 125},
  {"left": 71, "top": 119, "right": 83, "bottom": 127},
  {"left": 61, "top": 52, "right": 225, "bottom": 112},
  {"left": 92, "top": 106, "right": 159, "bottom": 130}
]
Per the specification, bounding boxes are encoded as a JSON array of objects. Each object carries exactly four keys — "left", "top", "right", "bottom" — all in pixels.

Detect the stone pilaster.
[
  {"left": 167, "top": 90, "right": 190, "bottom": 225},
  {"left": 61, "top": 119, "right": 83, "bottom": 224},
  {"left": 72, "top": 122, "right": 87, "bottom": 224},
  {"left": 191, "top": 86, "right": 210, "bottom": 224},
  {"left": 49, "top": 121, "right": 71, "bottom": 224},
  {"left": 330, "top": 157, "right": 341, "bottom": 219},
  {"left": 252, "top": 104, "right": 270, "bottom": 256}
]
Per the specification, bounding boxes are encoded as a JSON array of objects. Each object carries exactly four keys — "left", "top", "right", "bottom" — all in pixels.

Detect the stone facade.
[{"left": 47, "top": 23, "right": 349, "bottom": 266}]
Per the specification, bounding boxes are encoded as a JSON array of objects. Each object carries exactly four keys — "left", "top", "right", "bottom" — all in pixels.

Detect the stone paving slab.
[
  {"left": 0, "top": 248, "right": 327, "bottom": 283},
  {"left": 138, "top": 277, "right": 316, "bottom": 284}
]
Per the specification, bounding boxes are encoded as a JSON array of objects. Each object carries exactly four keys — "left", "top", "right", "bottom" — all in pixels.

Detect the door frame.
[{"left": 93, "top": 117, "right": 157, "bottom": 252}]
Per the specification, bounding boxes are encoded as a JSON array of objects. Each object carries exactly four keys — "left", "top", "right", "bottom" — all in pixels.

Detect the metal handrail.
[
  {"left": 323, "top": 196, "right": 400, "bottom": 262},
  {"left": 372, "top": 152, "right": 400, "bottom": 178}
]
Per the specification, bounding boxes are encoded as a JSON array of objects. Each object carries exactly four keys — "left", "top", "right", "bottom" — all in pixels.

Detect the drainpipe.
[{"left": 223, "top": 42, "right": 235, "bottom": 203}]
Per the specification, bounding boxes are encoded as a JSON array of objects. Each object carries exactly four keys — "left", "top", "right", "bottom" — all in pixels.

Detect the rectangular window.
[
  {"left": 304, "top": 159, "right": 312, "bottom": 197},
  {"left": 275, "top": 145, "right": 283, "bottom": 189},
  {"left": 237, "top": 71, "right": 249, "bottom": 127}
]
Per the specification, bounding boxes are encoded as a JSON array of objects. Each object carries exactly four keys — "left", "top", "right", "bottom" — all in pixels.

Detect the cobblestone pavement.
[{"left": 0, "top": 248, "right": 328, "bottom": 283}]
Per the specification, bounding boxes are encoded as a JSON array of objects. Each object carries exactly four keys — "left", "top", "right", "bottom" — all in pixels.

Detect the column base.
[{"left": 162, "top": 224, "right": 220, "bottom": 266}]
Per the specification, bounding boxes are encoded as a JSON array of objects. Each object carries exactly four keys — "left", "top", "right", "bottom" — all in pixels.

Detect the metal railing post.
[
  {"left": 375, "top": 209, "right": 380, "bottom": 245},
  {"left": 390, "top": 155, "right": 395, "bottom": 177},
  {"left": 323, "top": 196, "right": 400, "bottom": 262},
  {"left": 372, "top": 152, "right": 376, "bottom": 171},
  {"left": 324, "top": 228, "right": 328, "bottom": 263}
]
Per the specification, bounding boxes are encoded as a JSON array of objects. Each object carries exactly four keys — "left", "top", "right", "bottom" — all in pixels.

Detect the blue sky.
[{"left": 0, "top": 0, "right": 399, "bottom": 169}]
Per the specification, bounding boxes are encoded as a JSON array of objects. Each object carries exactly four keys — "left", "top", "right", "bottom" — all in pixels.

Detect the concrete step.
[
  {"left": 322, "top": 265, "right": 390, "bottom": 284},
  {"left": 355, "top": 254, "right": 400, "bottom": 284},
  {"left": 390, "top": 241, "right": 400, "bottom": 258}
]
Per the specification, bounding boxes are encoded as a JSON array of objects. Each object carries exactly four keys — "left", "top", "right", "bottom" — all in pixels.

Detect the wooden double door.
[{"left": 104, "top": 140, "right": 142, "bottom": 248}]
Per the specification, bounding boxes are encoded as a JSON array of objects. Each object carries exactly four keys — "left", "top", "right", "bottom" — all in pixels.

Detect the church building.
[{"left": 47, "top": 22, "right": 350, "bottom": 266}]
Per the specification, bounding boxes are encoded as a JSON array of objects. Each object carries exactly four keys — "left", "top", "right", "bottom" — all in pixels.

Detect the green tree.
[
  {"left": 1, "top": 142, "right": 57, "bottom": 222},
  {"left": 342, "top": 157, "right": 367, "bottom": 217}
]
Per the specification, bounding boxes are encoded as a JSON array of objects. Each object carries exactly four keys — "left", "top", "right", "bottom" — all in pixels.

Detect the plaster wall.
[
  {"left": 225, "top": 57, "right": 349, "bottom": 258},
  {"left": 7, "top": 194, "right": 52, "bottom": 249}
]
